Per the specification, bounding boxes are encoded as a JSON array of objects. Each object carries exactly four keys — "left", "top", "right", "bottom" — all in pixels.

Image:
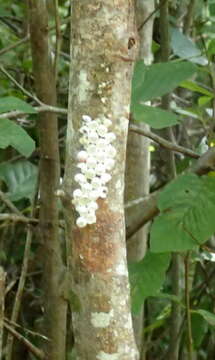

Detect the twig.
[
  {"left": 4, "top": 318, "right": 49, "bottom": 341},
  {"left": 0, "top": 35, "right": 29, "bottom": 56},
  {"left": 4, "top": 322, "right": 45, "bottom": 360},
  {"left": 183, "top": 0, "right": 197, "bottom": 35},
  {"left": 0, "top": 65, "right": 43, "bottom": 106},
  {"left": 0, "top": 214, "right": 38, "bottom": 224},
  {"left": 125, "top": 194, "right": 151, "bottom": 209},
  {"left": 184, "top": 252, "right": 193, "bottom": 360},
  {"left": 138, "top": 0, "right": 169, "bottom": 32},
  {"left": 0, "top": 267, "right": 6, "bottom": 360},
  {"left": 126, "top": 191, "right": 159, "bottom": 239},
  {"left": 0, "top": 105, "right": 68, "bottom": 120},
  {"left": 0, "top": 191, "right": 23, "bottom": 216},
  {"left": 54, "top": 0, "right": 61, "bottom": 78},
  {"left": 129, "top": 124, "right": 199, "bottom": 159},
  {"left": 5, "top": 183, "right": 39, "bottom": 360}
]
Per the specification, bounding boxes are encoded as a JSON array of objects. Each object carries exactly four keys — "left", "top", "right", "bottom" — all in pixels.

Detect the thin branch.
[
  {"left": 126, "top": 191, "right": 159, "bottom": 240},
  {"left": 0, "top": 105, "right": 68, "bottom": 120},
  {"left": 0, "top": 35, "right": 29, "bottom": 56},
  {"left": 0, "top": 214, "right": 38, "bottom": 224},
  {"left": 129, "top": 124, "right": 199, "bottom": 159},
  {"left": 183, "top": 0, "right": 197, "bottom": 35},
  {"left": 184, "top": 252, "right": 193, "bottom": 360},
  {"left": 4, "top": 318, "right": 49, "bottom": 342},
  {"left": 0, "top": 190, "right": 23, "bottom": 216},
  {"left": 5, "top": 184, "right": 39, "bottom": 360},
  {"left": 138, "top": 0, "right": 169, "bottom": 32},
  {"left": 4, "top": 322, "right": 45, "bottom": 360},
  {"left": 0, "top": 65, "right": 43, "bottom": 105},
  {"left": 53, "top": 0, "right": 61, "bottom": 78},
  {"left": 0, "top": 267, "right": 5, "bottom": 359}
]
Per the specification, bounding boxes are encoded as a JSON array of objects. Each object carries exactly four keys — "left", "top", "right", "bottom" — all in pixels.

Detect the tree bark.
[
  {"left": 125, "top": 1, "right": 154, "bottom": 355},
  {"left": 63, "top": 1, "right": 139, "bottom": 359},
  {"left": 0, "top": 267, "right": 5, "bottom": 360},
  {"left": 28, "top": 1, "right": 67, "bottom": 359}
]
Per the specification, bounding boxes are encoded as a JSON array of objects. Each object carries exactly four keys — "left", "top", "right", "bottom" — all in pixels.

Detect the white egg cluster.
[{"left": 72, "top": 114, "right": 116, "bottom": 228}]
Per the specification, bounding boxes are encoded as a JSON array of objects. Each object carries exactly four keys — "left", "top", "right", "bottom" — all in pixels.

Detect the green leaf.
[
  {"left": 191, "top": 313, "right": 208, "bottom": 349},
  {"left": 150, "top": 174, "right": 215, "bottom": 253},
  {"left": 131, "top": 60, "right": 196, "bottom": 103},
  {"left": 180, "top": 80, "right": 214, "bottom": 97},
  {"left": 198, "top": 96, "right": 212, "bottom": 106},
  {"left": 171, "top": 27, "right": 208, "bottom": 65},
  {"left": 0, "top": 96, "right": 36, "bottom": 114},
  {"left": 0, "top": 161, "right": 38, "bottom": 201},
  {"left": 132, "top": 103, "right": 179, "bottom": 129},
  {"left": 207, "top": 39, "right": 215, "bottom": 58},
  {"left": 194, "top": 309, "right": 215, "bottom": 327},
  {"left": 129, "top": 251, "right": 170, "bottom": 314},
  {"left": 0, "top": 119, "right": 35, "bottom": 157}
]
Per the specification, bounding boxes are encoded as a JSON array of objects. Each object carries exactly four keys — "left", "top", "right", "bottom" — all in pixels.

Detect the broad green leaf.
[
  {"left": 0, "top": 161, "right": 38, "bottom": 201},
  {"left": 171, "top": 27, "right": 208, "bottom": 65},
  {"left": 191, "top": 313, "right": 208, "bottom": 349},
  {"left": 207, "top": 39, "right": 215, "bottom": 58},
  {"left": 180, "top": 80, "right": 214, "bottom": 97},
  {"left": 129, "top": 251, "right": 170, "bottom": 314},
  {"left": 198, "top": 96, "right": 212, "bottom": 106},
  {"left": 0, "top": 96, "right": 36, "bottom": 114},
  {"left": 132, "top": 103, "right": 179, "bottom": 129},
  {"left": 150, "top": 174, "right": 215, "bottom": 253},
  {"left": 0, "top": 118, "right": 35, "bottom": 157},
  {"left": 131, "top": 60, "right": 196, "bottom": 104},
  {"left": 194, "top": 309, "right": 215, "bottom": 327}
]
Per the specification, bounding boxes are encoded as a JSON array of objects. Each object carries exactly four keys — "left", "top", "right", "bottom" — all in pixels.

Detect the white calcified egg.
[
  {"left": 76, "top": 216, "right": 87, "bottom": 228},
  {"left": 74, "top": 114, "right": 117, "bottom": 227},
  {"left": 74, "top": 173, "right": 87, "bottom": 184},
  {"left": 100, "top": 173, "right": 112, "bottom": 184},
  {"left": 105, "top": 158, "right": 115, "bottom": 170},
  {"left": 107, "top": 145, "right": 117, "bottom": 158},
  {"left": 73, "top": 189, "right": 83, "bottom": 198},
  {"left": 86, "top": 157, "right": 97, "bottom": 168},
  {"left": 82, "top": 115, "right": 92, "bottom": 123},
  {"left": 77, "top": 150, "right": 88, "bottom": 162},
  {"left": 97, "top": 124, "right": 108, "bottom": 137},
  {"left": 105, "top": 132, "right": 116, "bottom": 143}
]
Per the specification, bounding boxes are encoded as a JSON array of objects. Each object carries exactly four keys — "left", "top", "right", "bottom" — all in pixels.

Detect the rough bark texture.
[
  {"left": 63, "top": 1, "right": 139, "bottom": 359},
  {"left": 28, "top": 2, "right": 67, "bottom": 359},
  {"left": 125, "top": 0, "right": 154, "bottom": 353},
  {"left": 0, "top": 267, "right": 5, "bottom": 359}
]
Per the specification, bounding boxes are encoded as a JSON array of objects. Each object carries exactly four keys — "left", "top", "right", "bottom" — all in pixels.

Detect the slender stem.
[
  {"left": 184, "top": 252, "right": 193, "bottom": 360},
  {"left": 138, "top": 0, "right": 169, "bottom": 32},
  {"left": 0, "top": 35, "right": 29, "bottom": 56},
  {"left": 0, "top": 105, "right": 67, "bottom": 120},
  {"left": 0, "top": 190, "right": 23, "bottom": 216},
  {"left": 4, "top": 322, "right": 45, "bottom": 360},
  {"left": 53, "top": 0, "right": 61, "bottom": 78},
  {"left": 0, "top": 267, "right": 5, "bottom": 360},
  {"left": 183, "top": 0, "right": 197, "bottom": 35},
  {"left": 5, "top": 185, "right": 38, "bottom": 360},
  {"left": 129, "top": 124, "right": 199, "bottom": 159},
  {"left": 0, "top": 65, "right": 42, "bottom": 105}
]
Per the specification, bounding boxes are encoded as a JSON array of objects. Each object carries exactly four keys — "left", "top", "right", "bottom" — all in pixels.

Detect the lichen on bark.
[{"left": 63, "top": 0, "right": 139, "bottom": 359}]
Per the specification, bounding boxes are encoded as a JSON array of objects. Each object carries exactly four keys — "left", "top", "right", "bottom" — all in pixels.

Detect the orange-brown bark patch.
[{"left": 73, "top": 201, "right": 123, "bottom": 274}]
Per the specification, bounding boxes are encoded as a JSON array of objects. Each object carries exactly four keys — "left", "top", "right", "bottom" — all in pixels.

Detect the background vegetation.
[{"left": 0, "top": 0, "right": 215, "bottom": 359}]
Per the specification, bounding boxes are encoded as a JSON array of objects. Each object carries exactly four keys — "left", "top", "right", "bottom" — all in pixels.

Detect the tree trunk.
[
  {"left": 125, "top": 0, "right": 154, "bottom": 355},
  {"left": 63, "top": 1, "right": 139, "bottom": 359},
  {"left": 0, "top": 267, "right": 5, "bottom": 360},
  {"left": 28, "top": 1, "right": 67, "bottom": 359}
]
